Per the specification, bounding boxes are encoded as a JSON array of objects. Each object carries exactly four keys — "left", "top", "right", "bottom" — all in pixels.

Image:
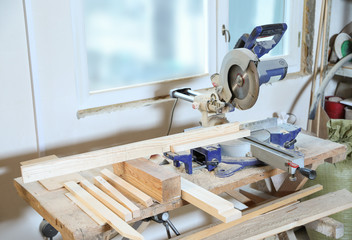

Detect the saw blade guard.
[{"left": 219, "top": 48, "right": 260, "bottom": 110}]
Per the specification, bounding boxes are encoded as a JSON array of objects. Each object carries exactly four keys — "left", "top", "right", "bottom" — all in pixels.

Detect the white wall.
[
  {"left": 0, "top": 0, "right": 350, "bottom": 240},
  {"left": 0, "top": 0, "right": 43, "bottom": 239}
]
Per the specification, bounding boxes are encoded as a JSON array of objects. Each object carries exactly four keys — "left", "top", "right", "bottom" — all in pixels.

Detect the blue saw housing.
[{"left": 234, "top": 23, "right": 288, "bottom": 85}]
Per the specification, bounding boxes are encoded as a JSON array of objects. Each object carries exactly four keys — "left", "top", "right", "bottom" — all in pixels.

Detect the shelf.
[{"left": 328, "top": 62, "right": 352, "bottom": 78}]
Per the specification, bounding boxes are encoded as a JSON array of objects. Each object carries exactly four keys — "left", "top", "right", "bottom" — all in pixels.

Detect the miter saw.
[
  {"left": 167, "top": 24, "right": 317, "bottom": 181},
  {"left": 170, "top": 24, "right": 288, "bottom": 127}
]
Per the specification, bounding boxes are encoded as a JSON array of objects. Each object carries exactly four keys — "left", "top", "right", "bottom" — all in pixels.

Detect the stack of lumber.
[
  {"left": 62, "top": 159, "right": 244, "bottom": 239},
  {"left": 64, "top": 168, "right": 154, "bottom": 240}
]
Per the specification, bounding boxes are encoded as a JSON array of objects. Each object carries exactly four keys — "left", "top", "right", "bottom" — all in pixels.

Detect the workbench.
[{"left": 14, "top": 132, "right": 347, "bottom": 240}]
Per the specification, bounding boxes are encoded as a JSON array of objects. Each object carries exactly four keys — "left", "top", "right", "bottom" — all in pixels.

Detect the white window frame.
[
  {"left": 217, "top": 0, "right": 304, "bottom": 74},
  {"left": 70, "top": 0, "right": 217, "bottom": 110}
]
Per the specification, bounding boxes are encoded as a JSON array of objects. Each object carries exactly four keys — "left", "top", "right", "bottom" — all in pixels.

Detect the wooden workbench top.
[{"left": 14, "top": 133, "right": 346, "bottom": 240}]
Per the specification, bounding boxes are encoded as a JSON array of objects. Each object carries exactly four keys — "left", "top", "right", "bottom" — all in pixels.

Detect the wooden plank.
[
  {"left": 39, "top": 172, "right": 85, "bottom": 191},
  {"left": 174, "top": 184, "right": 323, "bottom": 240},
  {"left": 94, "top": 176, "right": 141, "bottom": 218},
  {"left": 80, "top": 180, "right": 132, "bottom": 221},
  {"left": 305, "top": 217, "right": 344, "bottom": 239},
  {"left": 65, "top": 193, "right": 106, "bottom": 226},
  {"left": 64, "top": 181, "right": 144, "bottom": 240},
  {"left": 200, "top": 189, "right": 352, "bottom": 240},
  {"left": 21, "top": 122, "right": 247, "bottom": 183},
  {"left": 113, "top": 158, "right": 181, "bottom": 203},
  {"left": 114, "top": 221, "right": 151, "bottom": 240},
  {"left": 20, "top": 155, "right": 58, "bottom": 166},
  {"left": 170, "top": 129, "right": 249, "bottom": 152},
  {"left": 181, "top": 178, "right": 242, "bottom": 223},
  {"left": 101, "top": 169, "right": 153, "bottom": 207}
]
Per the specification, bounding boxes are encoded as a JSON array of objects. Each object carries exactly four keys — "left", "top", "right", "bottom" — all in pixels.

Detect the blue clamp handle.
[{"left": 235, "top": 23, "right": 287, "bottom": 58}]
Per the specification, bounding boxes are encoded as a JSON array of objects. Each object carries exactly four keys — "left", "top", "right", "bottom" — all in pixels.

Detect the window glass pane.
[
  {"left": 228, "top": 0, "right": 286, "bottom": 57},
  {"left": 84, "top": 0, "right": 207, "bottom": 91}
]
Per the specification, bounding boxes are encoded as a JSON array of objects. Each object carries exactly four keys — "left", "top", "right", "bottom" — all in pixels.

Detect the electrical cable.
[
  {"left": 166, "top": 98, "right": 178, "bottom": 136},
  {"left": 309, "top": 53, "right": 352, "bottom": 119}
]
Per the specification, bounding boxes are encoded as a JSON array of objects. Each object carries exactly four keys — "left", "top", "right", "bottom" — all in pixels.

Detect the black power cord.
[{"left": 166, "top": 98, "right": 178, "bottom": 136}]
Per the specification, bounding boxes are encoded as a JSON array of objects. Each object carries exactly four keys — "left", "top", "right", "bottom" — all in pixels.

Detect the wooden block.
[
  {"left": 21, "top": 122, "right": 247, "bottom": 183},
  {"left": 176, "top": 184, "right": 323, "bottom": 239},
  {"left": 113, "top": 158, "right": 180, "bottom": 203},
  {"left": 65, "top": 192, "right": 106, "bottom": 226},
  {"left": 101, "top": 169, "right": 153, "bottom": 207},
  {"left": 305, "top": 217, "right": 344, "bottom": 239},
  {"left": 181, "top": 178, "right": 242, "bottom": 223},
  {"left": 64, "top": 181, "right": 144, "bottom": 240},
  {"left": 40, "top": 173, "right": 85, "bottom": 191},
  {"left": 80, "top": 180, "right": 132, "bottom": 221},
  {"left": 94, "top": 176, "right": 141, "bottom": 218}
]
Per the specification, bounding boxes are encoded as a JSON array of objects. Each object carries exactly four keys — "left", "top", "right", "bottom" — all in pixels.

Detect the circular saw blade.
[{"left": 228, "top": 61, "right": 259, "bottom": 110}]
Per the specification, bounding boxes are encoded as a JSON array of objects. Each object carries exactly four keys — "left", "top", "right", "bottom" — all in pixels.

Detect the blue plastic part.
[
  {"left": 164, "top": 145, "right": 222, "bottom": 174},
  {"left": 259, "top": 66, "right": 287, "bottom": 85},
  {"left": 239, "top": 23, "right": 287, "bottom": 58},
  {"left": 270, "top": 127, "right": 301, "bottom": 149},
  {"left": 191, "top": 145, "right": 222, "bottom": 171},
  {"left": 164, "top": 151, "right": 193, "bottom": 174}
]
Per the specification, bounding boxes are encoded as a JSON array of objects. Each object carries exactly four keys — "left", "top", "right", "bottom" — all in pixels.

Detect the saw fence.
[{"left": 14, "top": 122, "right": 352, "bottom": 240}]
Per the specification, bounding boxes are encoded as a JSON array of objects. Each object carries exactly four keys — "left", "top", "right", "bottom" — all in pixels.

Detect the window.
[
  {"left": 84, "top": 0, "right": 208, "bottom": 91},
  {"left": 219, "top": 0, "right": 303, "bottom": 73},
  {"left": 71, "top": 0, "right": 303, "bottom": 109},
  {"left": 71, "top": 0, "right": 216, "bottom": 109}
]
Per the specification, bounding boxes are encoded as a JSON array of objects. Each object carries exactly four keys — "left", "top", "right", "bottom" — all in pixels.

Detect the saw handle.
[
  {"left": 299, "top": 167, "right": 317, "bottom": 180},
  {"left": 236, "top": 23, "right": 287, "bottom": 58}
]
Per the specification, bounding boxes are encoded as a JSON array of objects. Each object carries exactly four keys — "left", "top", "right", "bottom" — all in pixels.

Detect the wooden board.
[
  {"left": 65, "top": 193, "right": 106, "bottom": 226},
  {"left": 199, "top": 189, "right": 352, "bottom": 240},
  {"left": 101, "top": 169, "right": 153, "bottom": 207},
  {"left": 21, "top": 122, "right": 247, "bottom": 183},
  {"left": 20, "top": 155, "right": 58, "bottom": 166},
  {"left": 64, "top": 181, "right": 144, "bottom": 240},
  {"left": 170, "top": 129, "right": 249, "bottom": 152},
  {"left": 174, "top": 184, "right": 323, "bottom": 240},
  {"left": 114, "top": 158, "right": 181, "bottom": 203},
  {"left": 80, "top": 179, "right": 132, "bottom": 221},
  {"left": 40, "top": 172, "right": 85, "bottom": 191},
  {"left": 94, "top": 176, "right": 141, "bottom": 218},
  {"left": 181, "top": 178, "right": 241, "bottom": 223},
  {"left": 22, "top": 155, "right": 85, "bottom": 191}
]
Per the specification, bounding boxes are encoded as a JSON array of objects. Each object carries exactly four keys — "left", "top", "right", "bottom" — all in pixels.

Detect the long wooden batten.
[{"left": 21, "top": 122, "right": 249, "bottom": 183}]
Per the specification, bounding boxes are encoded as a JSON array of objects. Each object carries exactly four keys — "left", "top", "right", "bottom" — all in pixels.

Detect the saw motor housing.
[{"left": 170, "top": 23, "right": 288, "bottom": 127}]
